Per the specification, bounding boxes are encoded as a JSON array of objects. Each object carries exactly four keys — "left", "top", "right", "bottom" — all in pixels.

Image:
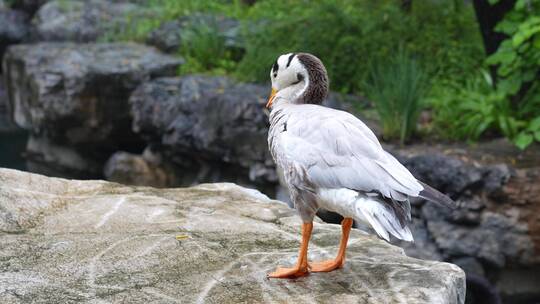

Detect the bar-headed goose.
[{"left": 266, "top": 52, "right": 455, "bottom": 278}]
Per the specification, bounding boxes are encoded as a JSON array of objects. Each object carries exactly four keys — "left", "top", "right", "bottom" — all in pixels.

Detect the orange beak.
[{"left": 266, "top": 88, "right": 277, "bottom": 108}]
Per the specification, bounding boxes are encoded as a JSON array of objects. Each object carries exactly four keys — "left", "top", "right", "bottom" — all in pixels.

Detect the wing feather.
[{"left": 280, "top": 105, "right": 423, "bottom": 200}]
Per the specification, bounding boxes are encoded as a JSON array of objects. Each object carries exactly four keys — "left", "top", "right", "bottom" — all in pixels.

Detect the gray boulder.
[
  {"left": 0, "top": 7, "right": 29, "bottom": 65},
  {"left": 388, "top": 151, "right": 540, "bottom": 302},
  {"left": 7, "top": 0, "right": 49, "bottom": 16},
  {"left": 104, "top": 149, "right": 179, "bottom": 188},
  {"left": 31, "top": 0, "right": 143, "bottom": 42},
  {"left": 131, "top": 76, "right": 271, "bottom": 178},
  {"left": 129, "top": 75, "right": 357, "bottom": 194},
  {"left": 424, "top": 205, "right": 534, "bottom": 268},
  {"left": 398, "top": 217, "right": 443, "bottom": 261},
  {"left": 0, "top": 168, "right": 466, "bottom": 303},
  {"left": 402, "top": 154, "right": 484, "bottom": 197},
  {"left": 403, "top": 154, "right": 540, "bottom": 269},
  {"left": 129, "top": 76, "right": 276, "bottom": 194},
  {"left": 2, "top": 42, "right": 182, "bottom": 177}
]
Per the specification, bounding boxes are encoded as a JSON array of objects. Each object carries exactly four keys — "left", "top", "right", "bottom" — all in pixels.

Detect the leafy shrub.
[
  {"left": 430, "top": 70, "right": 538, "bottom": 149},
  {"left": 485, "top": 0, "right": 540, "bottom": 148},
  {"left": 405, "top": 1, "right": 485, "bottom": 83},
  {"left": 487, "top": 0, "right": 540, "bottom": 99},
  {"left": 178, "top": 17, "right": 238, "bottom": 75},
  {"left": 237, "top": 0, "right": 483, "bottom": 93},
  {"left": 516, "top": 117, "right": 540, "bottom": 149},
  {"left": 428, "top": 0, "right": 540, "bottom": 149},
  {"left": 110, "top": 0, "right": 495, "bottom": 146},
  {"left": 112, "top": 0, "right": 242, "bottom": 42},
  {"left": 363, "top": 50, "right": 428, "bottom": 144},
  {"left": 109, "top": 0, "right": 483, "bottom": 95},
  {"left": 431, "top": 72, "right": 514, "bottom": 139}
]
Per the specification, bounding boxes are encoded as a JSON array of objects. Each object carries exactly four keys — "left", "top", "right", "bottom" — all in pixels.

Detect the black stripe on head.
[
  {"left": 272, "top": 60, "right": 279, "bottom": 73},
  {"left": 286, "top": 53, "right": 296, "bottom": 68}
]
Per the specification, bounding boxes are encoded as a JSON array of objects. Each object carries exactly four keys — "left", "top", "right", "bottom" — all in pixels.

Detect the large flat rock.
[{"left": 0, "top": 168, "right": 465, "bottom": 303}]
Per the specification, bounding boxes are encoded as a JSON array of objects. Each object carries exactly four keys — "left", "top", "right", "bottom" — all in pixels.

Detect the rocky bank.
[
  {"left": 0, "top": 168, "right": 465, "bottom": 303},
  {"left": 2, "top": 42, "right": 182, "bottom": 177},
  {"left": 395, "top": 150, "right": 540, "bottom": 303}
]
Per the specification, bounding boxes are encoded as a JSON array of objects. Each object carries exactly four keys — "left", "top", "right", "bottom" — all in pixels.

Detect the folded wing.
[{"left": 280, "top": 105, "right": 423, "bottom": 201}]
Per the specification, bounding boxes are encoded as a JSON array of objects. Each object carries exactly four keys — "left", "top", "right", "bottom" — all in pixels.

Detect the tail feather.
[
  {"left": 315, "top": 188, "right": 414, "bottom": 242},
  {"left": 355, "top": 197, "right": 413, "bottom": 242},
  {"left": 418, "top": 181, "right": 457, "bottom": 209}
]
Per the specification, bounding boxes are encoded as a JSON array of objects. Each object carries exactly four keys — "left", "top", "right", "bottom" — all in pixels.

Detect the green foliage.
[
  {"left": 429, "top": 0, "right": 540, "bottom": 149},
  {"left": 110, "top": 0, "right": 482, "bottom": 97},
  {"left": 363, "top": 50, "right": 428, "bottom": 144},
  {"left": 2, "top": 0, "right": 16, "bottom": 7},
  {"left": 237, "top": 0, "right": 483, "bottom": 93},
  {"left": 515, "top": 117, "right": 540, "bottom": 149},
  {"left": 178, "top": 17, "right": 238, "bottom": 75},
  {"left": 430, "top": 70, "right": 540, "bottom": 149},
  {"left": 487, "top": 0, "right": 540, "bottom": 148},
  {"left": 110, "top": 0, "right": 525, "bottom": 147},
  {"left": 486, "top": 0, "right": 540, "bottom": 97},
  {"left": 110, "top": 0, "right": 483, "bottom": 94},
  {"left": 431, "top": 72, "right": 519, "bottom": 140},
  {"left": 108, "top": 1, "right": 241, "bottom": 75},
  {"left": 112, "top": 0, "right": 243, "bottom": 42}
]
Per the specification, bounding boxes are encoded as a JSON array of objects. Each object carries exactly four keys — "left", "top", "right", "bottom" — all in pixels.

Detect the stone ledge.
[{"left": 0, "top": 168, "right": 465, "bottom": 303}]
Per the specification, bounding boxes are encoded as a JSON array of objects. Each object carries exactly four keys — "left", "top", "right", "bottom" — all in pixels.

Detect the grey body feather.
[
  {"left": 267, "top": 53, "right": 455, "bottom": 242},
  {"left": 268, "top": 103, "right": 454, "bottom": 242}
]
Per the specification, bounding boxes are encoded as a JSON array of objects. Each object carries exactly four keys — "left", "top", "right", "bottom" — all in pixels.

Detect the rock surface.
[
  {"left": 0, "top": 168, "right": 465, "bottom": 303},
  {"left": 2, "top": 42, "right": 182, "bottom": 177},
  {"left": 128, "top": 75, "right": 359, "bottom": 195},
  {"left": 389, "top": 151, "right": 540, "bottom": 303},
  {"left": 400, "top": 154, "right": 540, "bottom": 268},
  {"left": 104, "top": 149, "right": 179, "bottom": 188},
  {"left": 31, "top": 0, "right": 142, "bottom": 42},
  {"left": 8, "top": 0, "right": 49, "bottom": 16},
  {"left": 130, "top": 76, "right": 273, "bottom": 182},
  {"left": 0, "top": 6, "right": 29, "bottom": 65}
]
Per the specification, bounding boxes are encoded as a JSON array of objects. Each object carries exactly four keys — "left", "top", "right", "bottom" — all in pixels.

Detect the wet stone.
[{"left": 0, "top": 168, "right": 465, "bottom": 303}]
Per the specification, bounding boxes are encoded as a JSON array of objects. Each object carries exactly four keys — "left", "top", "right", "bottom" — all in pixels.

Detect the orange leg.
[
  {"left": 309, "top": 217, "right": 353, "bottom": 272},
  {"left": 267, "top": 222, "right": 313, "bottom": 279}
]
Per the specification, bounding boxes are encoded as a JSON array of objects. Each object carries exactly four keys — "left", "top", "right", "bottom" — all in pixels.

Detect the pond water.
[{"left": 0, "top": 130, "right": 28, "bottom": 171}]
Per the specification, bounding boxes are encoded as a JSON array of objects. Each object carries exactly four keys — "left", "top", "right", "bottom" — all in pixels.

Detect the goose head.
[{"left": 266, "top": 52, "right": 329, "bottom": 109}]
